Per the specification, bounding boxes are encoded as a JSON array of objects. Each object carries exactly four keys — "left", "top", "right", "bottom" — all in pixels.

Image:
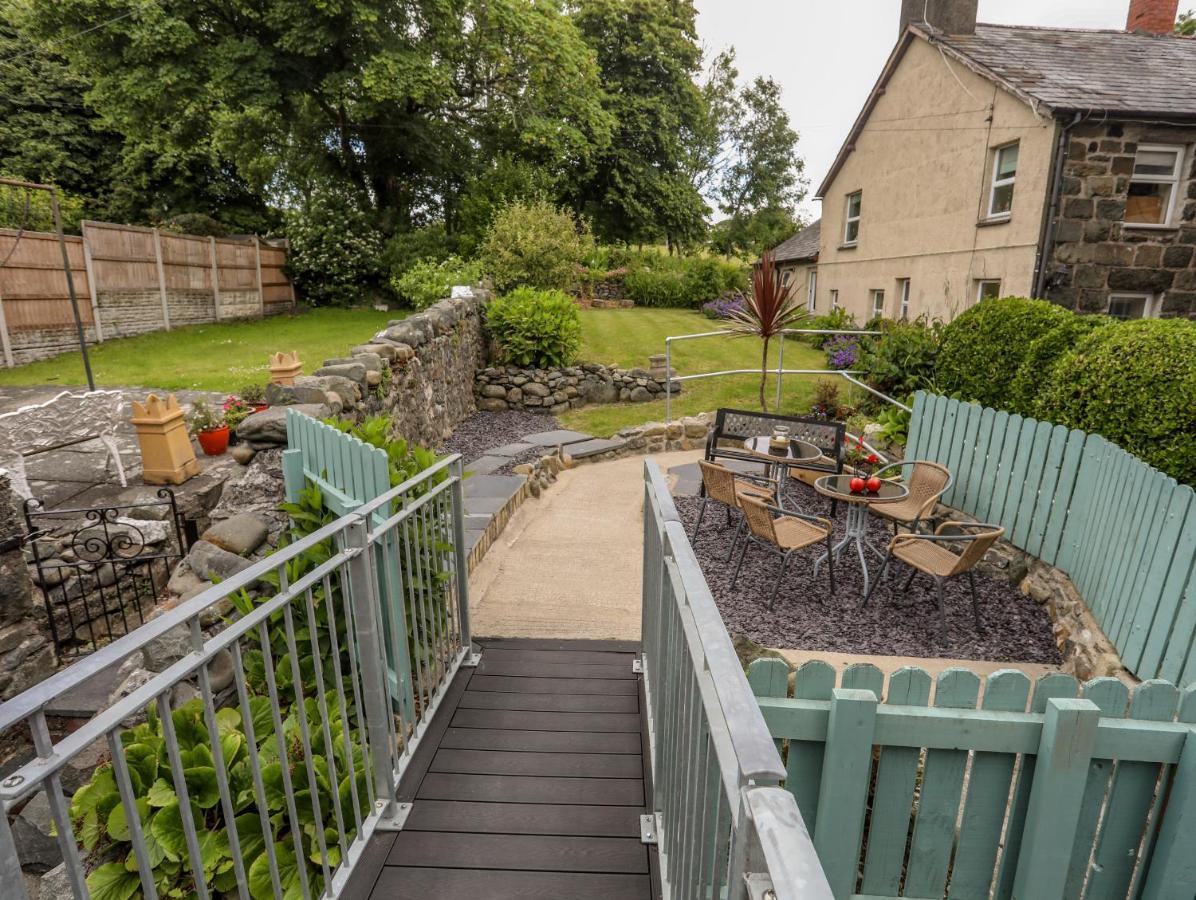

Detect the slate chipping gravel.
[
  {"left": 439, "top": 410, "right": 563, "bottom": 475},
  {"left": 675, "top": 480, "right": 1062, "bottom": 664}
]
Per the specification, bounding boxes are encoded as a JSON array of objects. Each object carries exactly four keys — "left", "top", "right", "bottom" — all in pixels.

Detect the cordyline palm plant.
[{"left": 724, "top": 249, "right": 808, "bottom": 411}]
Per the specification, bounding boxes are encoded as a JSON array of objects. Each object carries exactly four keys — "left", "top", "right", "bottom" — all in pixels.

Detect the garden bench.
[
  {"left": 705, "top": 408, "right": 846, "bottom": 479},
  {"left": 0, "top": 389, "right": 127, "bottom": 499}
]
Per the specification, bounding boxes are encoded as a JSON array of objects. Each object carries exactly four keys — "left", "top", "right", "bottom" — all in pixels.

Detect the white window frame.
[
  {"left": 987, "top": 142, "right": 1019, "bottom": 220},
  {"left": 807, "top": 269, "right": 817, "bottom": 312},
  {"left": 830, "top": 289, "right": 839, "bottom": 311},
  {"left": 976, "top": 279, "right": 1002, "bottom": 302},
  {"left": 1106, "top": 292, "right": 1159, "bottom": 320},
  {"left": 1126, "top": 143, "right": 1186, "bottom": 228},
  {"left": 897, "top": 278, "right": 911, "bottom": 319},
  {"left": 843, "top": 192, "right": 862, "bottom": 245},
  {"left": 871, "top": 289, "right": 886, "bottom": 318}
]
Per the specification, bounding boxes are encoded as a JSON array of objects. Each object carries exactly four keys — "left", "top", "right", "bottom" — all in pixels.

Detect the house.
[
  {"left": 787, "top": 0, "right": 1196, "bottom": 323},
  {"left": 771, "top": 219, "right": 820, "bottom": 311}
]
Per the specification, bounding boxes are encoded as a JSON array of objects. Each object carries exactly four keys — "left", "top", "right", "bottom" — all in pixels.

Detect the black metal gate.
[{"left": 23, "top": 489, "right": 193, "bottom": 654}]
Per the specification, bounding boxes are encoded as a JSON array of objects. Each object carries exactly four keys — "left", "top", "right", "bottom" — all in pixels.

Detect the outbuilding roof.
[{"left": 770, "top": 219, "right": 820, "bottom": 263}]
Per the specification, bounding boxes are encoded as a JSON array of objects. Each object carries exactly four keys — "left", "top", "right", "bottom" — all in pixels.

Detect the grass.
[
  {"left": 0, "top": 308, "right": 397, "bottom": 393},
  {"left": 559, "top": 308, "right": 851, "bottom": 437}
]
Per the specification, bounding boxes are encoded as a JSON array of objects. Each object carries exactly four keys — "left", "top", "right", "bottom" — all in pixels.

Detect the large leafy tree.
[
  {"left": 568, "top": 0, "right": 709, "bottom": 248},
  {"left": 17, "top": 0, "right": 611, "bottom": 233}
]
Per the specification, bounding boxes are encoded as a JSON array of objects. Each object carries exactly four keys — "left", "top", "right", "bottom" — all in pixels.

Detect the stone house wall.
[{"left": 1045, "top": 121, "right": 1196, "bottom": 319}]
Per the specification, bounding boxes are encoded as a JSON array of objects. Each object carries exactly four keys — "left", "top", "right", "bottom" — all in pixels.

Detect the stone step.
[
  {"left": 464, "top": 455, "right": 509, "bottom": 476},
  {"left": 565, "top": 438, "right": 627, "bottom": 460},
  {"left": 522, "top": 430, "right": 592, "bottom": 448}
]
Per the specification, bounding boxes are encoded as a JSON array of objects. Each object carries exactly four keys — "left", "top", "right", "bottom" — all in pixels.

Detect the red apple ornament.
[
  {"left": 866, "top": 476, "right": 882, "bottom": 493},
  {"left": 849, "top": 477, "right": 865, "bottom": 493}
]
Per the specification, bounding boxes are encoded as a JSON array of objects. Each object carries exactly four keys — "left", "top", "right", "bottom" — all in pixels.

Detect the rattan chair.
[
  {"left": 732, "top": 495, "right": 835, "bottom": 609},
  {"left": 866, "top": 460, "right": 953, "bottom": 534},
  {"left": 863, "top": 521, "right": 1004, "bottom": 642},
  {"left": 694, "top": 460, "right": 776, "bottom": 561}
]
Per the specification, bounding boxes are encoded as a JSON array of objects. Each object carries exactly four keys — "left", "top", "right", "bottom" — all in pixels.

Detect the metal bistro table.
[
  {"left": 742, "top": 435, "right": 822, "bottom": 510},
  {"left": 812, "top": 473, "right": 909, "bottom": 597}
]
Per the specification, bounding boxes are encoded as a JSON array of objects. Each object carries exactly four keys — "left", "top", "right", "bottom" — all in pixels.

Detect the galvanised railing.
[
  {"left": 641, "top": 460, "right": 833, "bottom": 900},
  {"left": 0, "top": 454, "right": 473, "bottom": 900}
]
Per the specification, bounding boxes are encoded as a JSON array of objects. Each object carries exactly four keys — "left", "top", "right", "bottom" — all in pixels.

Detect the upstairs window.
[
  {"left": 1126, "top": 145, "right": 1185, "bottom": 226},
  {"left": 987, "top": 143, "right": 1018, "bottom": 218},
  {"left": 843, "top": 192, "right": 862, "bottom": 245}
]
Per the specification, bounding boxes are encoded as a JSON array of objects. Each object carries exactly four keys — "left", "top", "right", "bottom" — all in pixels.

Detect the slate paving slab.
[
  {"left": 523, "top": 430, "right": 592, "bottom": 447},
  {"left": 463, "top": 474, "right": 527, "bottom": 499},
  {"left": 464, "top": 456, "right": 509, "bottom": 476},
  {"left": 566, "top": 438, "right": 627, "bottom": 460},
  {"left": 488, "top": 442, "right": 535, "bottom": 458}
]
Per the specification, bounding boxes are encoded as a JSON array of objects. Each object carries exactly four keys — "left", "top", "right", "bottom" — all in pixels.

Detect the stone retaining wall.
[{"left": 475, "top": 363, "right": 678, "bottom": 415}]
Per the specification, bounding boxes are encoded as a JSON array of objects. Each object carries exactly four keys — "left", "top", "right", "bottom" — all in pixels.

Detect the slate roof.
[
  {"left": 771, "top": 219, "right": 820, "bottom": 263},
  {"left": 938, "top": 24, "right": 1196, "bottom": 118}
]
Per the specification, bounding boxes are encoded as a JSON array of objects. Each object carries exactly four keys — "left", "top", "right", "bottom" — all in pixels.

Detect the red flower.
[{"left": 867, "top": 453, "right": 878, "bottom": 463}]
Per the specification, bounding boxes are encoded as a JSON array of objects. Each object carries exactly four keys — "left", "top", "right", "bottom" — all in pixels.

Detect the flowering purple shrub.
[
  {"left": 701, "top": 293, "right": 747, "bottom": 320},
  {"left": 824, "top": 334, "right": 859, "bottom": 369}
]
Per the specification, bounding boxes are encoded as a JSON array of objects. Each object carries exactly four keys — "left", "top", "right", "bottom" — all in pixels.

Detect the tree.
[
  {"left": 708, "top": 207, "right": 801, "bottom": 258},
  {"left": 568, "top": 0, "right": 709, "bottom": 248},
  {"left": 17, "top": 0, "right": 611, "bottom": 232},
  {"left": 0, "top": 17, "right": 119, "bottom": 220},
  {"left": 1177, "top": 10, "right": 1196, "bottom": 34}
]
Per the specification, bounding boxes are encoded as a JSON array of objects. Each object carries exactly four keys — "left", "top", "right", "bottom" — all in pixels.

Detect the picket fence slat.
[
  {"left": 944, "top": 402, "right": 978, "bottom": 509},
  {"left": 974, "top": 409, "right": 1010, "bottom": 524},
  {"left": 786, "top": 660, "right": 836, "bottom": 832},
  {"left": 1056, "top": 434, "right": 1106, "bottom": 574},
  {"left": 946, "top": 669, "right": 1031, "bottom": 900},
  {"left": 1011, "top": 419, "right": 1052, "bottom": 548},
  {"left": 1124, "top": 485, "right": 1192, "bottom": 672},
  {"left": 1024, "top": 424, "right": 1068, "bottom": 560},
  {"left": 1038, "top": 429, "right": 1086, "bottom": 566},
  {"left": 1156, "top": 508, "right": 1196, "bottom": 682},
  {"left": 1139, "top": 689, "right": 1196, "bottom": 899},
  {"left": 906, "top": 391, "right": 928, "bottom": 462},
  {"left": 1109, "top": 469, "right": 1170, "bottom": 649},
  {"left": 960, "top": 405, "right": 994, "bottom": 514},
  {"left": 860, "top": 667, "right": 931, "bottom": 895}
]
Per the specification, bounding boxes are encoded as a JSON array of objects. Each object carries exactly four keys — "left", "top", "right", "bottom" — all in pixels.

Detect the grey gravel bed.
[
  {"left": 438, "top": 410, "right": 562, "bottom": 475},
  {"left": 675, "top": 481, "right": 1061, "bottom": 663}
]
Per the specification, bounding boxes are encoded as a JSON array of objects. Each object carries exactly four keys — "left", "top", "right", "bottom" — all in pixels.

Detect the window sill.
[
  {"left": 838, "top": 242, "right": 859, "bottom": 251},
  {"left": 977, "top": 215, "right": 1011, "bottom": 228},
  {"left": 1122, "top": 223, "right": 1179, "bottom": 232}
]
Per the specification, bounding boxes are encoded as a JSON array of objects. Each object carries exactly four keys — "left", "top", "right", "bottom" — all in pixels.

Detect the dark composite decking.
[{"left": 347, "top": 639, "right": 658, "bottom": 900}]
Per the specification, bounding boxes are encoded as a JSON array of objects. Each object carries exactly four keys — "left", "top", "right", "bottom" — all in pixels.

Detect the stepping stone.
[
  {"left": 465, "top": 456, "right": 507, "bottom": 476},
  {"left": 488, "top": 442, "right": 534, "bottom": 457},
  {"left": 523, "top": 430, "right": 592, "bottom": 447},
  {"left": 465, "top": 495, "right": 519, "bottom": 516},
  {"left": 465, "top": 530, "right": 485, "bottom": 553},
  {"left": 566, "top": 437, "right": 627, "bottom": 460},
  {"left": 463, "top": 474, "right": 526, "bottom": 499},
  {"left": 464, "top": 513, "right": 493, "bottom": 531}
]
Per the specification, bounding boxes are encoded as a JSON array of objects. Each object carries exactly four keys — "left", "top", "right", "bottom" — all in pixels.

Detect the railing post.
[
  {"left": 1012, "top": 698, "right": 1100, "bottom": 899},
  {"left": 344, "top": 515, "right": 400, "bottom": 824},
  {"left": 776, "top": 334, "right": 784, "bottom": 410},
  {"left": 665, "top": 337, "right": 672, "bottom": 423},
  {"left": 814, "top": 687, "right": 878, "bottom": 899},
  {"left": 450, "top": 458, "right": 478, "bottom": 662}
]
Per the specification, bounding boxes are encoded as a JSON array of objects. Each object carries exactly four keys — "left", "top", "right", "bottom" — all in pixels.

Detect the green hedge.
[
  {"left": 1007, "top": 313, "right": 1113, "bottom": 416},
  {"left": 936, "top": 297, "right": 1073, "bottom": 409},
  {"left": 623, "top": 255, "right": 747, "bottom": 308},
  {"left": 485, "top": 287, "right": 581, "bottom": 368},
  {"left": 1035, "top": 318, "right": 1196, "bottom": 484}
]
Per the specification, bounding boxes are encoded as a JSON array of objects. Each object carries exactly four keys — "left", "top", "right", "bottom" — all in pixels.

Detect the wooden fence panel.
[
  {"left": 907, "top": 393, "right": 1196, "bottom": 685},
  {"left": 749, "top": 664, "right": 1196, "bottom": 900},
  {"left": 0, "top": 221, "right": 294, "bottom": 364}
]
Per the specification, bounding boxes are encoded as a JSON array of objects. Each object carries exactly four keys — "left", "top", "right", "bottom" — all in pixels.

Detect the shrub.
[
  {"left": 285, "top": 190, "right": 383, "bottom": 306},
  {"left": 936, "top": 297, "right": 1073, "bottom": 409},
  {"left": 485, "top": 288, "right": 581, "bottom": 368},
  {"left": 808, "top": 378, "right": 848, "bottom": 420},
  {"left": 1035, "top": 318, "right": 1196, "bottom": 484},
  {"left": 1007, "top": 314, "right": 1113, "bottom": 415},
  {"left": 701, "top": 294, "right": 746, "bottom": 319},
  {"left": 624, "top": 254, "right": 747, "bottom": 308},
  {"left": 381, "top": 223, "right": 460, "bottom": 279},
  {"left": 855, "top": 317, "right": 942, "bottom": 399},
  {"left": 480, "top": 199, "right": 593, "bottom": 292},
  {"left": 803, "top": 308, "right": 857, "bottom": 348},
  {"left": 392, "top": 255, "right": 483, "bottom": 310},
  {"left": 824, "top": 334, "right": 860, "bottom": 370}
]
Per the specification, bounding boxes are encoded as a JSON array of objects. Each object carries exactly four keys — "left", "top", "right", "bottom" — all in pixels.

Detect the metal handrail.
[
  {"left": 663, "top": 327, "right": 911, "bottom": 421},
  {"left": 0, "top": 456, "right": 474, "bottom": 900},
  {"left": 641, "top": 460, "right": 834, "bottom": 900}
]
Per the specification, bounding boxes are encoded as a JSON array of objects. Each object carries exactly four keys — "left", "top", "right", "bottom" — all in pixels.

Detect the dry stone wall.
[{"left": 476, "top": 363, "right": 678, "bottom": 415}]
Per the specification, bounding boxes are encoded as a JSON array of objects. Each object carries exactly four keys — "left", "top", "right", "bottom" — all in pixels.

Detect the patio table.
[
  {"left": 741, "top": 435, "right": 822, "bottom": 510},
  {"left": 811, "top": 474, "right": 908, "bottom": 598}
]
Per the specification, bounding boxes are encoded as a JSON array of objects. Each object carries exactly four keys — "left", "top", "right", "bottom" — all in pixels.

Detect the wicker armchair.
[
  {"left": 694, "top": 461, "right": 776, "bottom": 561},
  {"left": 866, "top": 460, "right": 952, "bottom": 534},
  {"left": 863, "top": 521, "right": 1004, "bottom": 642},
  {"left": 732, "top": 495, "right": 835, "bottom": 609}
]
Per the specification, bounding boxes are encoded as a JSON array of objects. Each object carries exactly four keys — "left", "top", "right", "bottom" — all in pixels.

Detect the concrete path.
[{"left": 468, "top": 450, "right": 700, "bottom": 640}]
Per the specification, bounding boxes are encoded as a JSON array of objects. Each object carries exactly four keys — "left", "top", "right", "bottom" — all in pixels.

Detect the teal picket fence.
[
  {"left": 906, "top": 392, "right": 1196, "bottom": 685},
  {"left": 748, "top": 658, "right": 1196, "bottom": 900},
  {"left": 281, "top": 406, "right": 391, "bottom": 518}
]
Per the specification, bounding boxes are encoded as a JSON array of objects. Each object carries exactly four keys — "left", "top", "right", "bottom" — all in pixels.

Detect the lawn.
[
  {"left": 559, "top": 308, "right": 846, "bottom": 436},
  {"left": 0, "top": 308, "right": 396, "bottom": 393}
]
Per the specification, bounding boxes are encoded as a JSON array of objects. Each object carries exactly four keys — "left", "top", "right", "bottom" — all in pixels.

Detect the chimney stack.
[
  {"left": 1126, "top": 0, "right": 1180, "bottom": 33},
  {"left": 899, "top": 0, "right": 978, "bottom": 37}
]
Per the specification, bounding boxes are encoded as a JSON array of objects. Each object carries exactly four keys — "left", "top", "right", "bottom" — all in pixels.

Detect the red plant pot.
[
  {"left": 197, "top": 425, "right": 230, "bottom": 456},
  {"left": 252, "top": 403, "right": 269, "bottom": 413}
]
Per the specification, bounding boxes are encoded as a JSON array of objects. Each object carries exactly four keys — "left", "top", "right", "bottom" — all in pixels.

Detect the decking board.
[{"left": 357, "top": 638, "right": 656, "bottom": 900}]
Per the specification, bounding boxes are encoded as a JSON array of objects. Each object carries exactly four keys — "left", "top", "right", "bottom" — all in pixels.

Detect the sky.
[{"left": 692, "top": 0, "right": 1137, "bottom": 222}]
